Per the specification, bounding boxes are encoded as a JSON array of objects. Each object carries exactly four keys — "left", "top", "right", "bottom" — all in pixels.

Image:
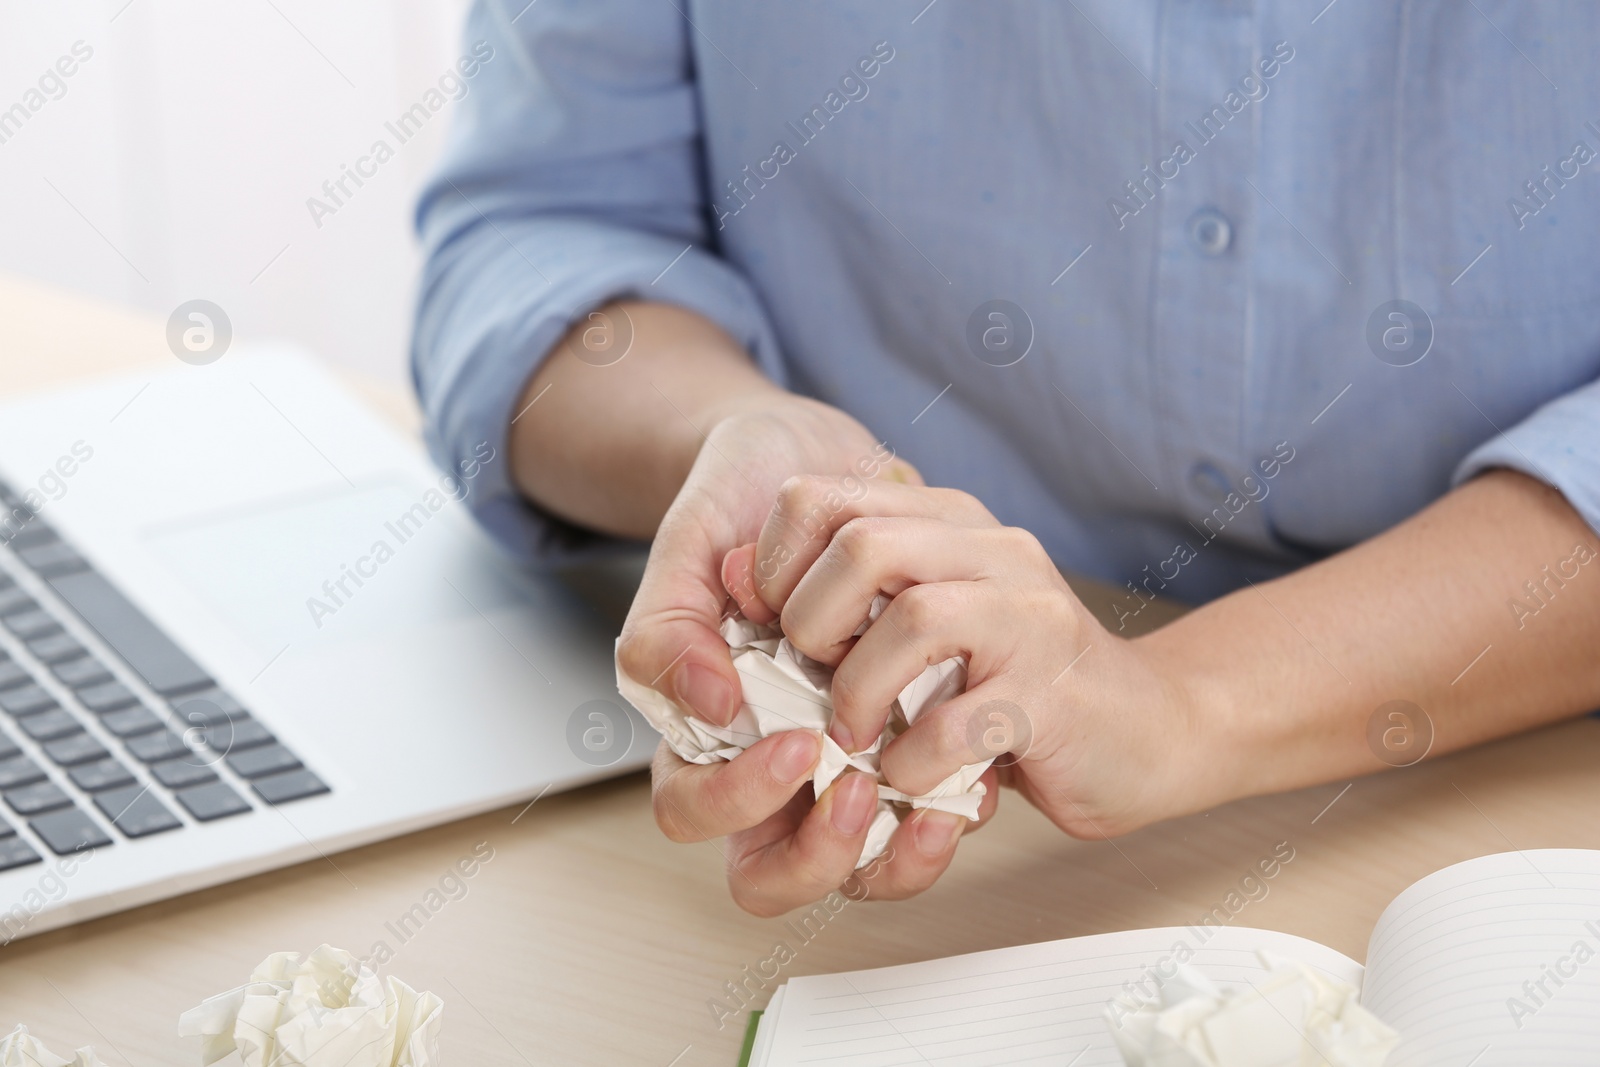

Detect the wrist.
[{"left": 1130, "top": 617, "right": 1259, "bottom": 818}]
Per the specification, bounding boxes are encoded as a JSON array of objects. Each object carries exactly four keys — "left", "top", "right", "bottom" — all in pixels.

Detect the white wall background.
[{"left": 0, "top": 0, "right": 476, "bottom": 387}]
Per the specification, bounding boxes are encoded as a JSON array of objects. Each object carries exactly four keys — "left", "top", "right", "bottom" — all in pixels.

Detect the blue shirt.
[{"left": 412, "top": 0, "right": 1600, "bottom": 605}]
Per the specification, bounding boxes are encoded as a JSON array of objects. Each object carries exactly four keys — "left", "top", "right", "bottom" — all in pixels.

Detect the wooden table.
[{"left": 1, "top": 273, "right": 1597, "bottom": 1066}]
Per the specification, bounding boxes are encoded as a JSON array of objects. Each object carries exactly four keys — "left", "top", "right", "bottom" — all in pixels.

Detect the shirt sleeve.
[
  {"left": 410, "top": 0, "right": 785, "bottom": 565},
  {"left": 1453, "top": 374, "right": 1600, "bottom": 540}
]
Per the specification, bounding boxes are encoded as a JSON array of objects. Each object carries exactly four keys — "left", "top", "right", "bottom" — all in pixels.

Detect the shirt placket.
[{"left": 1148, "top": 0, "right": 1259, "bottom": 535}]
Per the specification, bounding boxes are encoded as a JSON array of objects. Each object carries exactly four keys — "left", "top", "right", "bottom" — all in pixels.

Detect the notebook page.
[
  {"left": 754, "top": 925, "right": 1362, "bottom": 1067},
  {"left": 1362, "top": 848, "right": 1600, "bottom": 1066}
]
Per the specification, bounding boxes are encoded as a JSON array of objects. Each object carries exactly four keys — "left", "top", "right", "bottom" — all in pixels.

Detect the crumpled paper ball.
[
  {"left": 1104, "top": 951, "right": 1399, "bottom": 1067},
  {"left": 617, "top": 597, "right": 989, "bottom": 867},
  {"left": 0, "top": 1024, "right": 105, "bottom": 1067},
  {"left": 178, "top": 945, "right": 442, "bottom": 1067}
]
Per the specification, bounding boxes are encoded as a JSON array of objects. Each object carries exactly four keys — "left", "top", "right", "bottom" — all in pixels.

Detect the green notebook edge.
[{"left": 735, "top": 1010, "right": 763, "bottom": 1067}]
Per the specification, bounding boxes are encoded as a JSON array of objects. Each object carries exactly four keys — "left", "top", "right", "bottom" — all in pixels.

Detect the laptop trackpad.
[{"left": 144, "top": 479, "right": 530, "bottom": 655}]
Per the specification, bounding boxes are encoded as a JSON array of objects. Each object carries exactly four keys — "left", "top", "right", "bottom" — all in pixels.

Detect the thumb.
[{"left": 617, "top": 524, "right": 743, "bottom": 727}]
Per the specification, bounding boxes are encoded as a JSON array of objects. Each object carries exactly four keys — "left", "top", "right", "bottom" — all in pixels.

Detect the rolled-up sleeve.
[
  {"left": 1454, "top": 375, "right": 1600, "bottom": 539},
  {"left": 411, "top": 0, "right": 784, "bottom": 564}
]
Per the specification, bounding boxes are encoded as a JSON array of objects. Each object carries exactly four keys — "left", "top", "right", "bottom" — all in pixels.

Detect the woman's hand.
[
  {"left": 617, "top": 396, "right": 998, "bottom": 916},
  {"left": 724, "top": 476, "right": 1211, "bottom": 856}
]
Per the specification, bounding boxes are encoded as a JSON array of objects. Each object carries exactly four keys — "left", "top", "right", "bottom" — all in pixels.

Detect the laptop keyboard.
[{"left": 0, "top": 479, "right": 329, "bottom": 872}]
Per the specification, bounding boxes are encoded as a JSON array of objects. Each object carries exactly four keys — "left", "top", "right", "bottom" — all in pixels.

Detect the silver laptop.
[{"left": 0, "top": 346, "right": 649, "bottom": 941}]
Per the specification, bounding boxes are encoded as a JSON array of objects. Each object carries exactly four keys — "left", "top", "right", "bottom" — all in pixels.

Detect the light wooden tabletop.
[{"left": 0, "top": 273, "right": 1596, "bottom": 1066}]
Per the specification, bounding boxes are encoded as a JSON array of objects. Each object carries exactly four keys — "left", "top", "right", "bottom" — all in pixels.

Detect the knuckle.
[
  {"left": 926, "top": 705, "right": 973, "bottom": 761},
  {"left": 779, "top": 600, "right": 823, "bottom": 652},
  {"left": 615, "top": 631, "right": 652, "bottom": 686},
  {"left": 893, "top": 583, "right": 950, "bottom": 636},
  {"left": 831, "top": 516, "right": 883, "bottom": 567},
  {"left": 651, "top": 788, "right": 699, "bottom": 843},
  {"left": 996, "top": 524, "right": 1049, "bottom": 567},
  {"left": 729, "top": 875, "right": 781, "bottom": 917},
  {"left": 698, "top": 771, "right": 751, "bottom": 829},
  {"left": 937, "top": 487, "right": 991, "bottom": 522},
  {"left": 829, "top": 665, "right": 867, "bottom": 715},
  {"left": 775, "top": 474, "right": 829, "bottom": 524}
]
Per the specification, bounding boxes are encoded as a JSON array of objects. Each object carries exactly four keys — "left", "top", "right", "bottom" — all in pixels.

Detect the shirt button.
[
  {"left": 1188, "top": 461, "right": 1233, "bottom": 502},
  {"left": 1188, "top": 208, "right": 1232, "bottom": 256}
]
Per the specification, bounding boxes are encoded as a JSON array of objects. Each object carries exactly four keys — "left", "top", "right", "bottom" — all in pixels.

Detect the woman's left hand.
[{"left": 722, "top": 475, "right": 1213, "bottom": 859}]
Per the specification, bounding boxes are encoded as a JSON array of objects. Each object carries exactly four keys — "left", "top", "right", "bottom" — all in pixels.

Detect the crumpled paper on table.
[
  {"left": 0, "top": 1024, "right": 105, "bottom": 1067},
  {"left": 178, "top": 944, "right": 442, "bottom": 1067},
  {"left": 1104, "top": 951, "right": 1399, "bottom": 1067},
  {"left": 617, "top": 596, "right": 989, "bottom": 867}
]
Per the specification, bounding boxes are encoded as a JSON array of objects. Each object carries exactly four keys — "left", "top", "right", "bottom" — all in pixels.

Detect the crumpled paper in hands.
[
  {"left": 617, "top": 596, "right": 990, "bottom": 868},
  {"left": 0, "top": 1025, "right": 105, "bottom": 1067},
  {"left": 178, "top": 944, "right": 442, "bottom": 1067},
  {"left": 1104, "top": 951, "right": 1399, "bottom": 1067}
]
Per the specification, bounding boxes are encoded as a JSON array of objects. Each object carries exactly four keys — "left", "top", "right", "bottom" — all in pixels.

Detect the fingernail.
[
  {"left": 831, "top": 774, "right": 875, "bottom": 836},
  {"left": 914, "top": 811, "right": 965, "bottom": 858},
  {"left": 771, "top": 731, "right": 820, "bottom": 784},
  {"left": 829, "top": 722, "right": 855, "bottom": 755},
  {"left": 675, "top": 663, "right": 733, "bottom": 722}
]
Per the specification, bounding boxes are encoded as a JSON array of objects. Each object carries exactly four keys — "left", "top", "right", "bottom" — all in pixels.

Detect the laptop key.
[
  {"left": 251, "top": 769, "right": 330, "bottom": 805},
  {"left": 6, "top": 522, "right": 58, "bottom": 550},
  {"left": 151, "top": 759, "right": 216, "bottom": 789},
  {"left": 173, "top": 688, "right": 245, "bottom": 725},
  {"left": 54, "top": 656, "right": 112, "bottom": 689},
  {"left": 43, "top": 733, "right": 109, "bottom": 767},
  {"left": 29, "top": 807, "right": 112, "bottom": 855},
  {"left": 44, "top": 570, "right": 212, "bottom": 696},
  {"left": 17, "top": 710, "right": 78, "bottom": 741},
  {"left": 0, "top": 732, "right": 17, "bottom": 761},
  {"left": 0, "top": 836, "right": 41, "bottom": 872},
  {"left": 16, "top": 541, "right": 89, "bottom": 578},
  {"left": 0, "top": 684, "right": 57, "bottom": 717},
  {"left": 175, "top": 781, "right": 250, "bottom": 821},
  {"left": 202, "top": 718, "right": 274, "bottom": 753},
  {"left": 0, "top": 757, "right": 46, "bottom": 789},
  {"left": 99, "top": 706, "right": 162, "bottom": 738},
  {"left": 174, "top": 694, "right": 243, "bottom": 716},
  {"left": 26, "top": 632, "right": 86, "bottom": 664},
  {"left": 2, "top": 609, "right": 61, "bottom": 640},
  {"left": 68, "top": 758, "right": 137, "bottom": 793},
  {"left": 93, "top": 787, "right": 181, "bottom": 839},
  {"left": 0, "top": 660, "right": 30, "bottom": 690},
  {"left": 0, "top": 588, "right": 35, "bottom": 616},
  {"left": 225, "top": 744, "right": 300, "bottom": 779},
  {"left": 126, "top": 729, "right": 192, "bottom": 763},
  {"left": 19, "top": 709, "right": 87, "bottom": 744},
  {"left": 6, "top": 781, "right": 72, "bottom": 816},
  {"left": 76, "top": 681, "right": 138, "bottom": 713}
]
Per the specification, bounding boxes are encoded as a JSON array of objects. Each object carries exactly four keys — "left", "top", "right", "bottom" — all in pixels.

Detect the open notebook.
[{"left": 740, "top": 849, "right": 1600, "bottom": 1066}]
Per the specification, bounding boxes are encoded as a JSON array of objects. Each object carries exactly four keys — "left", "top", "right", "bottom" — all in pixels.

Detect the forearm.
[
  {"left": 1148, "top": 470, "right": 1600, "bottom": 807},
  {"left": 509, "top": 300, "right": 788, "bottom": 539}
]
